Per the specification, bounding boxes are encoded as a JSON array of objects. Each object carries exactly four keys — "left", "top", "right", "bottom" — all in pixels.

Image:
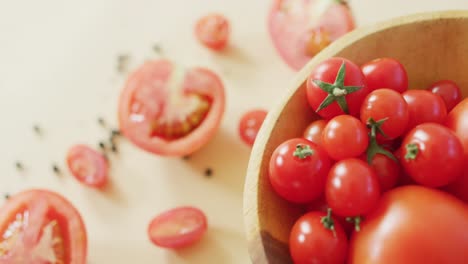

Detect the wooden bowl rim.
[{"left": 243, "top": 9, "right": 468, "bottom": 263}]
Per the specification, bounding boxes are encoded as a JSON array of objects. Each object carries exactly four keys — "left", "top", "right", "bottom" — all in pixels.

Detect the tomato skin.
[
  {"left": 322, "top": 115, "right": 368, "bottom": 160},
  {"left": 360, "top": 89, "right": 409, "bottom": 140},
  {"left": 361, "top": 58, "right": 408, "bottom": 93},
  {"left": 349, "top": 186, "right": 468, "bottom": 264},
  {"left": 306, "top": 58, "right": 369, "bottom": 119},
  {"left": 364, "top": 153, "right": 401, "bottom": 192},
  {"left": 305, "top": 197, "right": 355, "bottom": 237},
  {"left": 195, "top": 14, "right": 230, "bottom": 51},
  {"left": 269, "top": 138, "right": 332, "bottom": 203},
  {"left": 400, "top": 123, "right": 463, "bottom": 187},
  {"left": 238, "top": 109, "right": 268, "bottom": 146},
  {"left": 148, "top": 207, "right": 207, "bottom": 249},
  {"left": 326, "top": 159, "right": 380, "bottom": 217},
  {"left": 427, "top": 80, "right": 461, "bottom": 111},
  {"left": 66, "top": 144, "right": 109, "bottom": 188},
  {"left": 0, "top": 189, "right": 87, "bottom": 264},
  {"left": 402, "top": 90, "right": 447, "bottom": 132},
  {"left": 289, "top": 211, "right": 348, "bottom": 264},
  {"left": 118, "top": 60, "right": 225, "bottom": 156},
  {"left": 303, "top": 119, "right": 327, "bottom": 146}
]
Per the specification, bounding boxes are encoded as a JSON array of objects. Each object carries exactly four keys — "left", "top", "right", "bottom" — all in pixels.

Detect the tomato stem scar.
[
  {"left": 293, "top": 144, "right": 314, "bottom": 159},
  {"left": 405, "top": 143, "right": 419, "bottom": 160},
  {"left": 320, "top": 208, "right": 336, "bottom": 237},
  {"left": 346, "top": 216, "right": 362, "bottom": 232}
]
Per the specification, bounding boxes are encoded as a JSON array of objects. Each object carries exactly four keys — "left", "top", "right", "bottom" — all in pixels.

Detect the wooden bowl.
[{"left": 243, "top": 10, "right": 468, "bottom": 264}]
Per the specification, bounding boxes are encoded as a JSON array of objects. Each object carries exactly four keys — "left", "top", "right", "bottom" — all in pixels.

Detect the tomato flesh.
[
  {"left": 195, "top": 14, "right": 230, "bottom": 51},
  {"left": 238, "top": 109, "right": 268, "bottom": 146},
  {"left": 119, "top": 59, "right": 225, "bottom": 156},
  {"left": 67, "top": 144, "right": 108, "bottom": 188},
  {"left": 269, "top": 0, "right": 355, "bottom": 70},
  {"left": 148, "top": 207, "right": 207, "bottom": 249},
  {"left": 0, "top": 190, "right": 87, "bottom": 263}
]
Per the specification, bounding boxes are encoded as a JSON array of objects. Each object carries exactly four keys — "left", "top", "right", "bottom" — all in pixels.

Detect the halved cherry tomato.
[
  {"left": 238, "top": 109, "right": 268, "bottom": 147},
  {"left": 427, "top": 80, "right": 461, "bottom": 111},
  {"left": 361, "top": 58, "right": 408, "bottom": 93},
  {"left": 306, "top": 58, "right": 369, "bottom": 119},
  {"left": 118, "top": 59, "right": 225, "bottom": 156},
  {"left": 66, "top": 144, "right": 109, "bottom": 188},
  {"left": 360, "top": 89, "right": 409, "bottom": 140},
  {"left": 195, "top": 14, "right": 230, "bottom": 51},
  {"left": 269, "top": 138, "right": 331, "bottom": 203},
  {"left": 303, "top": 119, "right": 327, "bottom": 146},
  {"left": 148, "top": 207, "right": 207, "bottom": 249},
  {"left": 268, "top": 0, "right": 355, "bottom": 70},
  {"left": 322, "top": 115, "right": 368, "bottom": 160},
  {"left": 400, "top": 123, "right": 463, "bottom": 187},
  {"left": 326, "top": 159, "right": 380, "bottom": 217},
  {"left": 0, "top": 189, "right": 87, "bottom": 263},
  {"left": 290, "top": 211, "right": 348, "bottom": 264},
  {"left": 402, "top": 90, "right": 447, "bottom": 132}
]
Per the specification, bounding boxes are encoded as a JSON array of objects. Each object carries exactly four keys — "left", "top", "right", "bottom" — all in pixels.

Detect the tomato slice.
[
  {"left": 269, "top": 0, "right": 355, "bottom": 70},
  {"left": 148, "top": 207, "right": 207, "bottom": 249},
  {"left": 238, "top": 109, "right": 268, "bottom": 146},
  {"left": 119, "top": 59, "right": 225, "bottom": 156},
  {"left": 195, "top": 14, "right": 230, "bottom": 51},
  {"left": 66, "top": 144, "right": 109, "bottom": 188},
  {"left": 0, "top": 190, "right": 87, "bottom": 263}
]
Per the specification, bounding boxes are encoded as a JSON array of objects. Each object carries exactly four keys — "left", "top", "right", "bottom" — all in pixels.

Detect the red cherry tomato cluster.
[{"left": 268, "top": 56, "right": 467, "bottom": 263}]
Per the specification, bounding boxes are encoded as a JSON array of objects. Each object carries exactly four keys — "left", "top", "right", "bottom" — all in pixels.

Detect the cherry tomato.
[
  {"left": 322, "top": 115, "right": 368, "bottom": 160},
  {"left": 148, "top": 207, "right": 207, "bottom": 249},
  {"left": 269, "top": 138, "right": 331, "bottom": 203},
  {"left": 269, "top": 0, "right": 355, "bottom": 70},
  {"left": 400, "top": 123, "right": 463, "bottom": 187},
  {"left": 0, "top": 189, "right": 87, "bottom": 263},
  {"left": 361, "top": 58, "right": 408, "bottom": 93},
  {"left": 427, "top": 80, "right": 461, "bottom": 111},
  {"left": 305, "top": 197, "right": 355, "bottom": 237},
  {"left": 364, "top": 153, "right": 401, "bottom": 192},
  {"left": 394, "top": 148, "right": 417, "bottom": 186},
  {"left": 326, "top": 159, "right": 381, "bottom": 217},
  {"left": 360, "top": 89, "right": 409, "bottom": 140},
  {"left": 66, "top": 144, "right": 109, "bottom": 188},
  {"left": 303, "top": 119, "right": 327, "bottom": 146},
  {"left": 195, "top": 14, "right": 230, "bottom": 51},
  {"left": 306, "top": 58, "right": 369, "bottom": 119},
  {"left": 402, "top": 90, "right": 447, "bottom": 132},
  {"left": 238, "top": 109, "right": 268, "bottom": 147},
  {"left": 290, "top": 211, "right": 348, "bottom": 264},
  {"left": 349, "top": 186, "right": 468, "bottom": 264},
  {"left": 118, "top": 59, "right": 225, "bottom": 156}
]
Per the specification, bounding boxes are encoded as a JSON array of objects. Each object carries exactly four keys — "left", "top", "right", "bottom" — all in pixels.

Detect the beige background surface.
[{"left": 0, "top": 0, "right": 467, "bottom": 263}]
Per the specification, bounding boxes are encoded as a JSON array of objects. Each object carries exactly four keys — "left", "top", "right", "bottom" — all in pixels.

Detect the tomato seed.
[
  {"left": 15, "top": 162, "right": 23, "bottom": 171},
  {"left": 111, "top": 129, "right": 121, "bottom": 137},
  {"left": 98, "top": 118, "right": 106, "bottom": 127},
  {"left": 182, "top": 155, "right": 191, "bottom": 161},
  {"left": 33, "top": 124, "right": 42, "bottom": 135},
  {"left": 204, "top": 168, "right": 213, "bottom": 177},
  {"left": 3, "top": 193, "right": 10, "bottom": 200},
  {"left": 99, "top": 141, "right": 106, "bottom": 150},
  {"left": 52, "top": 164, "right": 61, "bottom": 175}
]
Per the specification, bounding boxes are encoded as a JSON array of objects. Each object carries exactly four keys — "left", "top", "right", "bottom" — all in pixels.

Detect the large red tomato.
[
  {"left": 0, "top": 190, "right": 87, "bottom": 263},
  {"left": 268, "top": 0, "right": 355, "bottom": 70},
  {"left": 349, "top": 186, "right": 468, "bottom": 264},
  {"left": 118, "top": 59, "right": 225, "bottom": 156},
  {"left": 306, "top": 58, "right": 369, "bottom": 119}
]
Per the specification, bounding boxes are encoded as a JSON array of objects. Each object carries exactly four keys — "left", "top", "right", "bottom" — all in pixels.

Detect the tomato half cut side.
[
  {"left": 119, "top": 59, "right": 225, "bottom": 156},
  {"left": 0, "top": 189, "right": 87, "bottom": 263},
  {"left": 238, "top": 109, "right": 268, "bottom": 146},
  {"left": 269, "top": 0, "right": 355, "bottom": 70},
  {"left": 195, "top": 13, "right": 230, "bottom": 51},
  {"left": 66, "top": 144, "right": 109, "bottom": 188},
  {"left": 148, "top": 207, "right": 207, "bottom": 249}
]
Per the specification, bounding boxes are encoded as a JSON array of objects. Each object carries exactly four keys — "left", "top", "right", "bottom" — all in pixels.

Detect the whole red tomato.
[
  {"left": 349, "top": 186, "right": 468, "bottom": 264},
  {"left": 400, "top": 123, "right": 463, "bottom": 187},
  {"left": 306, "top": 57, "right": 369, "bottom": 119},
  {"left": 427, "top": 80, "right": 461, "bottom": 111},
  {"left": 290, "top": 210, "right": 348, "bottom": 264},
  {"left": 360, "top": 88, "right": 409, "bottom": 140},
  {"left": 303, "top": 119, "right": 327, "bottom": 146},
  {"left": 269, "top": 138, "right": 331, "bottom": 203},
  {"left": 364, "top": 152, "right": 401, "bottom": 192},
  {"left": 361, "top": 58, "right": 408, "bottom": 93},
  {"left": 326, "top": 159, "right": 380, "bottom": 218},
  {"left": 322, "top": 115, "right": 369, "bottom": 160},
  {"left": 402, "top": 90, "right": 447, "bottom": 132}
]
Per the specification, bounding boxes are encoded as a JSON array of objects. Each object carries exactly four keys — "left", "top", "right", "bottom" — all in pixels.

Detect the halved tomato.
[
  {"left": 66, "top": 144, "right": 108, "bottom": 188},
  {"left": 268, "top": 0, "right": 355, "bottom": 70},
  {"left": 0, "top": 189, "right": 87, "bottom": 263},
  {"left": 118, "top": 59, "right": 225, "bottom": 156}
]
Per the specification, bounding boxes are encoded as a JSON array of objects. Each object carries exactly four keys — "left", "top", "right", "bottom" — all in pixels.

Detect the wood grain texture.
[{"left": 243, "top": 10, "right": 468, "bottom": 263}]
